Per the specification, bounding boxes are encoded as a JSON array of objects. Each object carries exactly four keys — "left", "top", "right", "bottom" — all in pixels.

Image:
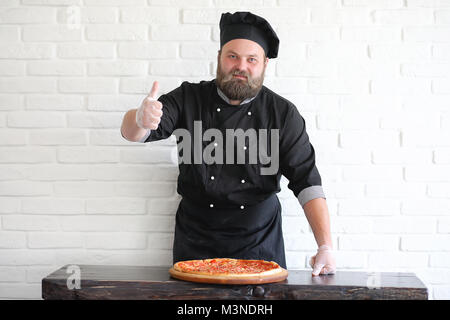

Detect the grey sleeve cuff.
[
  {"left": 138, "top": 130, "right": 151, "bottom": 143},
  {"left": 298, "top": 185, "right": 326, "bottom": 208}
]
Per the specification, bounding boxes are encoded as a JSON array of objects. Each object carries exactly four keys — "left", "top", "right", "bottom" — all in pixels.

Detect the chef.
[{"left": 121, "top": 12, "right": 336, "bottom": 276}]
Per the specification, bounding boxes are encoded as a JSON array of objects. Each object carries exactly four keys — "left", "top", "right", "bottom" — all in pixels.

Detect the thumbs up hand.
[{"left": 136, "top": 81, "right": 163, "bottom": 130}]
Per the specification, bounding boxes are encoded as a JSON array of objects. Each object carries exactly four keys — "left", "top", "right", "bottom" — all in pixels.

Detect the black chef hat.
[{"left": 219, "top": 12, "right": 279, "bottom": 59}]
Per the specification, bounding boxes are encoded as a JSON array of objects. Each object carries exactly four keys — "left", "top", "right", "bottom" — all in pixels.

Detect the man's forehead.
[
  {"left": 224, "top": 49, "right": 260, "bottom": 57},
  {"left": 222, "top": 39, "right": 265, "bottom": 57}
]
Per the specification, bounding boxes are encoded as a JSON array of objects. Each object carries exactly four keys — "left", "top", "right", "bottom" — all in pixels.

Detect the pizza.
[{"left": 169, "top": 258, "right": 288, "bottom": 284}]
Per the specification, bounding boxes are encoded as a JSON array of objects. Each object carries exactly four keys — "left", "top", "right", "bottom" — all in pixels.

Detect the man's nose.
[{"left": 235, "top": 58, "right": 248, "bottom": 72}]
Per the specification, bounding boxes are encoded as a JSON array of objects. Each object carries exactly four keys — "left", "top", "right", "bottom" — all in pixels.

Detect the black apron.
[{"left": 172, "top": 193, "right": 286, "bottom": 269}]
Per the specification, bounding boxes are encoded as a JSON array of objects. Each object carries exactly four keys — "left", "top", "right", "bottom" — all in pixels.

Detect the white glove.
[
  {"left": 309, "top": 245, "right": 336, "bottom": 276},
  {"left": 136, "top": 81, "right": 163, "bottom": 130}
]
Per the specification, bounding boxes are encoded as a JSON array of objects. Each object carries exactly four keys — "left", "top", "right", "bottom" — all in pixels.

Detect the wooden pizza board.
[{"left": 169, "top": 267, "right": 288, "bottom": 285}]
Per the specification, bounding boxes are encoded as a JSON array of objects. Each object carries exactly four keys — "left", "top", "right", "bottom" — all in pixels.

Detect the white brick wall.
[{"left": 0, "top": 0, "right": 449, "bottom": 300}]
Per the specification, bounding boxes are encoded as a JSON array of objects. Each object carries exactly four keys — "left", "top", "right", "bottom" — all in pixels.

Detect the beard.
[{"left": 216, "top": 61, "right": 265, "bottom": 101}]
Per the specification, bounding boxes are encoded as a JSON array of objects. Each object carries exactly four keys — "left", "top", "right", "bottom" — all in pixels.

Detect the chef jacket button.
[
  {"left": 240, "top": 205, "right": 245, "bottom": 210},
  {"left": 248, "top": 111, "right": 251, "bottom": 116},
  {"left": 214, "top": 142, "right": 218, "bottom": 147},
  {"left": 243, "top": 146, "right": 247, "bottom": 150},
  {"left": 210, "top": 203, "right": 214, "bottom": 208},
  {"left": 217, "top": 107, "right": 221, "bottom": 112},
  {"left": 210, "top": 176, "right": 215, "bottom": 180},
  {"left": 241, "top": 179, "right": 245, "bottom": 183}
]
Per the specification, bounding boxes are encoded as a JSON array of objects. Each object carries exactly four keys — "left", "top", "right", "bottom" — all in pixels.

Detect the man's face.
[{"left": 216, "top": 39, "right": 268, "bottom": 102}]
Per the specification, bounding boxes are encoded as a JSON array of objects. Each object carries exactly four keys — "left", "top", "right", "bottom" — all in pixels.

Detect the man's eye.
[
  {"left": 229, "top": 55, "right": 236, "bottom": 59},
  {"left": 249, "top": 58, "right": 257, "bottom": 62}
]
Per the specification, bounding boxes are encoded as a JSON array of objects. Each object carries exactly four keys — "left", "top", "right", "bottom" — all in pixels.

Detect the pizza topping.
[{"left": 174, "top": 258, "right": 280, "bottom": 275}]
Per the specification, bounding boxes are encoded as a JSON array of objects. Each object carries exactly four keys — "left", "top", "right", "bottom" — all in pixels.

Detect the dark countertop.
[{"left": 42, "top": 264, "right": 428, "bottom": 300}]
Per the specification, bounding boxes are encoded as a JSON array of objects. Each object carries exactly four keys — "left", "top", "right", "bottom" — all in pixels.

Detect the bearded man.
[{"left": 120, "top": 12, "right": 336, "bottom": 276}]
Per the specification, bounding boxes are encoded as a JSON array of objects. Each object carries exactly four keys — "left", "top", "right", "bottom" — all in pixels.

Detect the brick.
[
  {"left": 118, "top": 42, "right": 177, "bottom": 59},
  {"left": 0, "top": 147, "right": 55, "bottom": 163},
  {"left": 401, "top": 63, "right": 450, "bottom": 77},
  {"left": 182, "top": 9, "right": 219, "bottom": 24},
  {"left": 368, "top": 252, "right": 428, "bottom": 267},
  {"left": 8, "top": 111, "right": 65, "bottom": 128},
  {"left": 150, "top": 60, "right": 209, "bottom": 77},
  {"left": 401, "top": 235, "right": 450, "bottom": 251},
  {"left": 59, "top": 78, "right": 117, "bottom": 94},
  {"left": 279, "top": 0, "right": 338, "bottom": 7},
  {"left": 277, "top": 59, "right": 335, "bottom": 77},
  {"left": 428, "top": 183, "right": 450, "bottom": 197},
  {"left": 148, "top": 233, "right": 174, "bottom": 249},
  {"left": 54, "top": 181, "right": 115, "bottom": 197},
  {"left": 86, "top": 24, "right": 147, "bottom": 41},
  {"left": 432, "top": 44, "right": 450, "bottom": 59},
  {"left": 407, "top": 0, "right": 450, "bottom": 7},
  {"left": 366, "top": 182, "right": 426, "bottom": 198},
  {"left": 0, "top": 44, "right": 54, "bottom": 59},
  {"left": 339, "top": 235, "right": 399, "bottom": 251},
  {"left": 404, "top": 26, "right": 450, "bottom": 42},
  {"left": 22, "top": 0, "right": 82, "bottom": 4},
  {"left": 87, "top": 94, "right": 142, "bottom": 111},
  {"left": 0, "top": 181, "right": 52, "bottom": 196},
  {"left": 309, "top": 78, "right": 368, "bottom": 94},
  {"left": 29, "top": 129, "right": 87, "bottom": 145},
  {"left": 26, "top": 94, "right": 84, "bottom": 111},
  {"left": 371, "top": 79, "right": 431, "bottom": 95},
  {"left": 0, "top": 284, "right": 41, "bottom": 299},
  {"left": 89, "top": 165, "right": 178, "bottom": 182},
  {"left": 0, "top": 94, "right": 23, "bottom": 111},
  {"left": 374, "top": 9, "right": 433, "bottom": 25},
  {"left": 2, "top": 215, "right": 59, "bottom": 231},
  {"left": 151, "top": 25, "right": 210, "bottom": 41},
  {"left": 88, "top": 61, "right": 148, "bottom": 76},
  {"left": 85, "top": 233, "right": 147, "bottom": 249},
  {"left": 57, "top": 7, "right": 117, "bottom": 24},
  {"left": 58, "top": 43, "right": 115, "bottom": 59},
  {"left": 372, "top": 148, "right": 432, "bottom": 165},
  {"left": 0, "top": 130, "right": 27, "bottom": 146},
  {"left": 0, "top": 61, "right": 25, "bottom": 76},
  {"left": 430, "top": 253, "right": 450, "bottom": 267},
  {"left": 433, "top": 79, "right": 450, "bottom": 93},
  {"left": 86, "top": 198, "right": 146, "bottom": 214},
  {"left": 341, "top": 26, "right": 401, "bottom": 42},
  {"left": 339, "top": 199, "right": 401, "bottom": 216},
  {"left": 23, "top": 25, "right": 81, "bottom": 42},
  {"left": 28, "top": 232, "right": 83, "bottom": 248},
  {"left": 342, "top": 165, "right": 403, "bottom": 181},
  {"left": 369, "top": 44, "right": 431, "bottom": 60},
  {"left": 372, "top": 217, "right": 436, "bottom": 234},
  {"left": 57, "top": 146, "right": 119, "bottom": 163},
  {"left": 120, "top": 147, "right": 177, "bottom": 164},
  {"left": 317, "top": 112, "right": 378, "bottom": 130},
  {"left": 343, "top": 0, "right": 404, "bottom": 7},
  {"left": 311, "top": 8, "right": 371, "bottom": 25},
  {"left": 0, "top": 7, "right": 56, "bottom": 23},
  {"left": 24, "top": 164, "right": 89, "bottom": 181},
  {"left": 67, "top": 112, "right": 123, "bottom": 128},
  {"left": 0, "top": 267, "right": 25, "bottom": 282},
  {"left": 405, "top": 165, "right": 450, "bottom": 181},
  {"left": 278, "top": 26, "right": 339, "bottom": 42},
  {"left": 402, "top": 199, "right": 450, "bottom": 215},
  {"left": 316, "top": 148, "right": 370, "bottom": 165},
  {"left": 0, "top": 232, "right": 26, "bottom": 248},
  {"left": 28, "top": 61, "right": 85, "bottom": 76},
  {"left": 0, "top": 77, "right": 56, "bottom": 93},
  {"left": 22, "top": 198, "right": 84, "bottom": 214},
  {"left": 148, "top": 197, "right": 181, "bottom": 215},
  {"left": 331, "top": 217, "right": 372, "bottom": 233},
  {"left": 181, "top": 42, "right": 219, "bottom": 59},
  {"left": 403, "top": 129, "right": 450, "bottom": 147},
  {"left": 84, "top": 0, "right": 145, "bottom": 5},
  {"left": 89, "top": 129, "right": 139, "bottom": 146},
  {"left": 438, "top": 218, "right": 450, "bottom": 233},
  {"left": 121, "top": 7, "right": 178, "bottom": 24},
  {"left": 0, "top": 26, "right": 20, "bottom": 42},
  {"left": 340, "top": 131, "right": 400, "bottom": 148},
  {"left": 115, "top": 182, "right": 175, "bottom": 197}
]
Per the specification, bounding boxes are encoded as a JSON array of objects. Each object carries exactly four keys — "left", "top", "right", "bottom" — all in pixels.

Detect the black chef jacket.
[{"left": 140, "top": 79, "right": 325, "bottom": 268}]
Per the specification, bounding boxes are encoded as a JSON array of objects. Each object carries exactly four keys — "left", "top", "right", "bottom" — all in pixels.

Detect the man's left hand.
[{"left": 309, "top": 245, "right": 336, "bottom": 276}]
